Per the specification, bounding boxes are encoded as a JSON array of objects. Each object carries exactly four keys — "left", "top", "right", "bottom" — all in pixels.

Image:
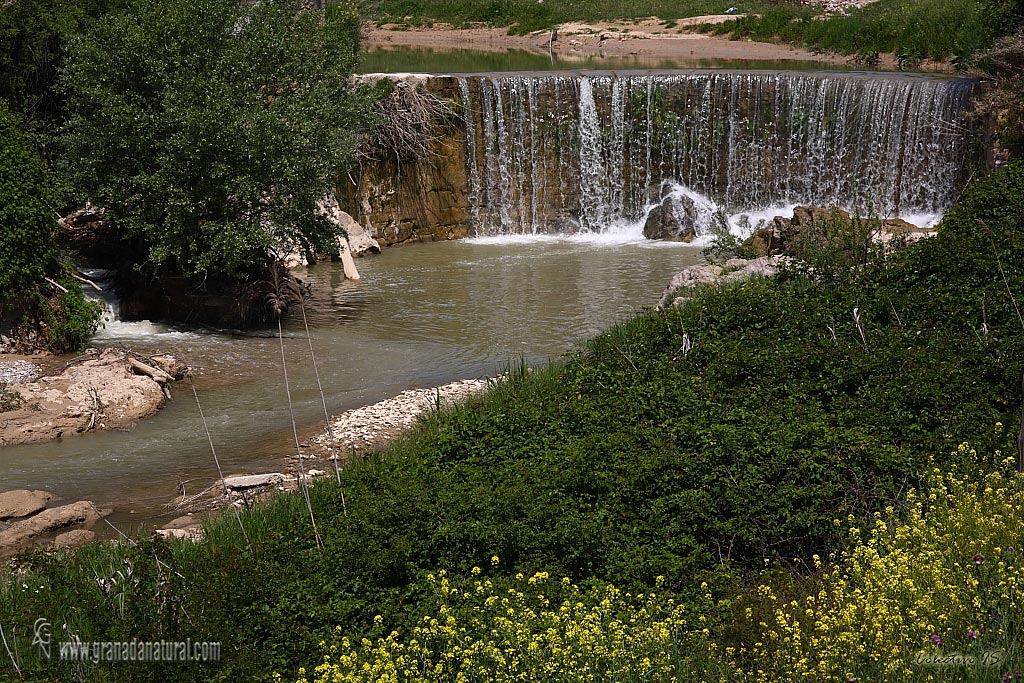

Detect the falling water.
[{"left": 458, "top": 72, "right": 977, "bottom": 236}]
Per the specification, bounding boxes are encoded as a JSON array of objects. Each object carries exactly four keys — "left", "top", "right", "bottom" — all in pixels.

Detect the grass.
[
  {"left": 356, "top": 0, "right": 777, "bottom": 34},
  {"left": 1, "top": 161, "right": 1024, "bottom": 681},
  {"left": 701, "top": 0, "right": 1000, "bottom": 65}
]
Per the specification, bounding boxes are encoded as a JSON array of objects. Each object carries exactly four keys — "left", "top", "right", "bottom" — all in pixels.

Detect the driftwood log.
[{"left": 126, "top": 357, "right": 174, "bottom": 384}]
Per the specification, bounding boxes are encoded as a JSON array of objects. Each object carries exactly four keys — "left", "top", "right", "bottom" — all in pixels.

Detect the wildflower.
[
  {"left": 968, "top": 629, "right": 978, "bottom": 640},
  {"left": 930, "top": 634, "right": 943, "bottom": 647}
]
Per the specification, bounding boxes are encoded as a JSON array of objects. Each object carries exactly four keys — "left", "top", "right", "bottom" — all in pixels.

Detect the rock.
[
  {"left": 0, "top": 501, "right": 104, "bottom": 550},
  {"left": 52, "top": 529, "right": 97, "bottom": 549},
  {"left": 657, "top": 255, "right": 787, "bottom": 308},
  {"left": 881, "top": 218, "right": 926, "bottom": 234},
  {"left": 162, "top": 514, "right": 201, "bottom": 529},
  {"left": 0, "top": 490, "right": 55, "bottom": 519},
  {"left": 222, "top": 473, "right": 290, "bottom": 490},
  {"left": 320, "top": 196, "right": 381, "bottom": 257},
  {"left": 792, "top": 205, "right": 850, "bottom": 227},
  {"left": 748, "top": 225, "right": 783, "bottom": 257},
  {"left": 0, "top": 348, "right": 168, "bottom": 446},
  {"left": 0, "top": 360, "right": 41, "bottom": 385},
  {"left": 747, "top": 206, "right": 854, "bottom": 255},
  {"left": 155, "top": 515, "right": 205, "bottom": 542},
  {"left": 643, "top": 188, "right": 698, "bottom": 242}
]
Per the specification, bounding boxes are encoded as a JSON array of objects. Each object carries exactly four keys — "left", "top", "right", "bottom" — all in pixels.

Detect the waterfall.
[
  {"left": 459, "top": 72, "right": 977, "bottom": 237},
  {"left": 78, "top": 268, "right": 198, "bottom": 340}
]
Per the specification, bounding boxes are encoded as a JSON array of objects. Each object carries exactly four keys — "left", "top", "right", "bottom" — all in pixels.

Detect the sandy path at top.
[{"left": 362, "top": 16, "right": 872, "bottom": 68}]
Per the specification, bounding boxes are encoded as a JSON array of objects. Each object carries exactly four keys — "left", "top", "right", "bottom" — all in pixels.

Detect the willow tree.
[{"left": 59, "top": 0, "right": 371, "bottom": 281}]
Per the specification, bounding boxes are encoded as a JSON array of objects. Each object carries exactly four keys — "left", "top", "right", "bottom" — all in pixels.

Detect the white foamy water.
[{"left": 79, "top": 269, "right": 202, "bottom": 342}]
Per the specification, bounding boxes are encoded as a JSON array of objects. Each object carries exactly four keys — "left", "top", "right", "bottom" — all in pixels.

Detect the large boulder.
[
  {"left": 0, "top": 500, "right": 105, "bottom": 551},
  {"left": 0, "top": 490, "right": 55, "bottom": 519},
  {"left": 643, "top": 188, "right": 698, "bottom": 242}
]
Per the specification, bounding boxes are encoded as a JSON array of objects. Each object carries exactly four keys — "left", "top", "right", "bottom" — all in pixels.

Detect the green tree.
[
  {"left": 0, "top": 99, "right": 57, "bottom": 300},
  {"left": 60, "top": 0, "right": 370, "bottom": 281},
  {"left": 0, "top": 0, "right": 125, "bottom": 152}
]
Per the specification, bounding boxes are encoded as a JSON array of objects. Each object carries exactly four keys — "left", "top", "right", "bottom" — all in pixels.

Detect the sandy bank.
[{"left": 363, "top": 17, "right": 862, "bottom": 68}]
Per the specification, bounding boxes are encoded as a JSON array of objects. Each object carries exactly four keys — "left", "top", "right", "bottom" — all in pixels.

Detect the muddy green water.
[
  {"left": 358, "top": 45, "right": 857, "bottom": 74},
  {"left": 1, "top": 235, "right": 702, "bottom": 526}
]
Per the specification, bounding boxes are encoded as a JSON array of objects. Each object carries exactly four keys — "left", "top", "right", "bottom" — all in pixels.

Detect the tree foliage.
[
  {"left": 0, "top": 100, "right": 57, "bottom": 300},
  {"left": 60, "top": 0, "right": 371, "bottom": 280},
  {"left": 0, "top": 0, "right": 124, "bottom": 148}
]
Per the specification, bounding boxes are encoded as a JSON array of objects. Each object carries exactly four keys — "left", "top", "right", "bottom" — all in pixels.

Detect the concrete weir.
[{"left": 345, "top": 70, "right": 983, "bottom": 244}]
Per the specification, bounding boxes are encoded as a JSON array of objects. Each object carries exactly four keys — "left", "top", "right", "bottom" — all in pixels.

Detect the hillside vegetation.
[{"left": 1, "top": 162, "right": 1023, "bottom": 681}]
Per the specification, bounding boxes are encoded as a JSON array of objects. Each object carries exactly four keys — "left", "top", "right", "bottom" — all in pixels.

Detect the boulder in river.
[
  {"left": 0, "top": 348, "right": 171, "bottom": 446},
  {"left": 0, "top": 490, "right": 55, "bottom": 520},
  {"left": 643, "top": 186, "right": 698, "bottom": 242}
]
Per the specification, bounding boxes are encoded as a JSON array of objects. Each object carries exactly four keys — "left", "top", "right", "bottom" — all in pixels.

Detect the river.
[{"left": 1, "top": 230, "right": 702, "bottom": 526}]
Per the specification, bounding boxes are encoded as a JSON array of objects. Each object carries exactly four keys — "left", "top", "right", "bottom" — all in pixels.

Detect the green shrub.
[
  {"left": 0, "top": 382, "right": 25, "bottom": 412},
  {"left": 60, "top": 0, "right": 374, "bottom": 280},
  {"left": 0, "top": 101, "right": 57, "bottom": 301},
  {"left": 35, "top": 276, "right": 102, "bottom": 352}
]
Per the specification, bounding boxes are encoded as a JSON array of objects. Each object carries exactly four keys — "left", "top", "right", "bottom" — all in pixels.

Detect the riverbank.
[
  {"left": 162, "top": 376, "right": 493, "bottom": 520},
  {"left": 363, "top": 17, "right": 877, "bottom": 68},
  {"left": 0, "top": 348, "right": 185, "bottom": 446},
  {"left": 0, "top": 162, "right": 1021, "bottom": 680}
]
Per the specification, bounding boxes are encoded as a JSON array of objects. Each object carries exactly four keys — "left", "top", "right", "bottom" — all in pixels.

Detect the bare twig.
[
  {"left": 296, "top": 294, "right": 347, "bottom": 515},
  {"left": 43, "top": 277, "right": 68, "bottom": 294},
  {"left": 0, "top": 621, "right": 21, "bottom": 677},
  {"left": 266, "top": 271, "right": 323, "bottom": 549},
  {"left": 187, "top": 371, "right": 251, "bottom": 551}
]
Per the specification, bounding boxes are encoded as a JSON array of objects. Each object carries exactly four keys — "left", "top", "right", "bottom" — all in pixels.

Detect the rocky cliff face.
[
  {"left": 339, "top": 134, "right": 471, "bottom": 246},
  {"left": 341, "top": 76, "right": 472, "bottom": 246}
]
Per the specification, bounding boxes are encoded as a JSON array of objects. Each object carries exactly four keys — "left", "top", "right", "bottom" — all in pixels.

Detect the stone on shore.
[
  {"left": 52, "top": 529, "right": 97, "bottom": 549},
  {"left": 657, "top": 255, "right": 787, "bottom": 309},
  {"left": 222, "top": 473, "right": 290, "bottom": 490},
  {"left": 0, "top": 501, "right": 105, "bottom": 550},
  {"left": 0, "top": 360, "right": 41, "bottom": 385},
  {"left": 0, "top": 490, "right": 56, "bottom": 519},
  {"left": 313, "top": 378, "right": 490, "bottom": 454}
]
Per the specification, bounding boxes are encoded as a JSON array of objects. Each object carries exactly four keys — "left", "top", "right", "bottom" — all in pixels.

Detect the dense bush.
[
  {"left": 0, "top": 0, "right": 124, "bottom": 148},
  {"left": 60, "top": 0, "right": 373, "bottom": 280},
  {"left": 2, "top": 163, "right": 1024, "bottom": 681},
  {"left": 0, "top": 101, "right": 57, "bottom": 301}
]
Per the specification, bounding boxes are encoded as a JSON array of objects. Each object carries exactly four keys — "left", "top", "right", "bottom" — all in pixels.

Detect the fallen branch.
[
  {"left": 71, "top": 272, "right": 103, "bottom": 291},
  {"left": 127, "top": 357, "right": 174, "bottom": 383},
  {"left": 44, "top": 277, "right": 69, "bottom": 294}
]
